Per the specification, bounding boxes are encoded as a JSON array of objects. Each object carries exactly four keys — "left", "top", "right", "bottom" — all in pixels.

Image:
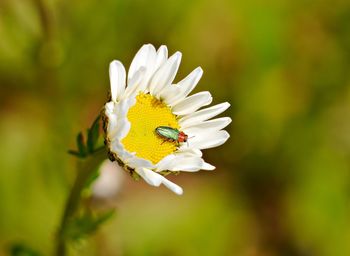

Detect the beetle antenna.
[{"left": 186, "top": 136, "right": 195, "bottom": 147}]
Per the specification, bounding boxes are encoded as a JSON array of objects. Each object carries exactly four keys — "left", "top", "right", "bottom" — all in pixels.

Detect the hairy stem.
[{"left": 56, "top": 149, "right": 106, "bottom": 256}]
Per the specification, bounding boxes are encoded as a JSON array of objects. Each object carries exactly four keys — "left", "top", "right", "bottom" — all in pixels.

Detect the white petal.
[
  {"left": 202, "top": 162, "right": 216, "bottom": 170},
  {"left": 172, "top": 91, "right": 212, "bottom": 116},
  {"left": 166, "top": 67, "right": 203, "bottom": 106},
  {"left": 115, "top": 97, "right": 136, "bottom": 119},
  {"left": 157, "top": 155, "right": 204, "bottom": 172},
  {"left": 154, "top": 45, "right": 168, "bottom": 72},
  {"left": 177, "top": 67, "right": 203, "bottom": 97},
  {"left": 109, "top": 61, "right": 126, "bottom": 101},
  {"left": 158, "top": 84, "right": 182, "bottom": 104},
  {"left": 176, "top": 148, "right": 203, "bottom": 157},
  {"left": 179, "top": 102, "right": 230, "bottom": 128},
  {"left": 149, "top": 52, "right": 182, "bottom": 96},
  {"left": 105, "top": 102, "right": 117, "bottom": 133},
  {"left": 105, "top": 101, "right": 117, "bottom": 123},
  {"left": 110, "top": 140, "right": 134, "bottom": 163},
  {"left": 105, "top": 101, "right": 115, "bottom": 113},
  {"left": 128, "top": 44, "right": 156, "bottom": 81},
  {"left": 156, "top": 154, "right": 177, "bottom": 171},
  {"left": 135, "top": 168, "right": 183, "bottom": 195},
  {"left": 107, "top": 122, "right": 118, "bottom": 139},
  {"left": 183, "top": 117, "right": 232, "bottom": 134},
  {"left": 157, "top": 150, "right": 203, "bottom": 170},
  {"left": 161, "top": 179, "right": 184, "bottom": 195},
  {"left": 105, "top": 97, "right": 136, "bottom": 141},
  {"left": 114, "top": 118, "right": 130, "bottom": 140},
  {"left": 186, "top": 130, "right": 230, "bottom": 150},
  {"left": 123, "top": 67, "right": 146, "bottom": 99},
  {"left": 126, "top": 156, "right": 154, "bottom": 169},
  {"left": 135, "top": 168, "right": 160, "bottom": 186},
  {"left": 171, "top": 157, "right": 204, "bottom": 172}
]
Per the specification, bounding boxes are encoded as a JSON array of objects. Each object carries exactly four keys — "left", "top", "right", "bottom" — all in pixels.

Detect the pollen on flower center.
[{"left": 121, "top": 93, "right": 179, "bottom": 164}]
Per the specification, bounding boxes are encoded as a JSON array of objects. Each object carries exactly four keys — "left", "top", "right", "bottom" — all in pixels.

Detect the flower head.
[{"left": 103, "top": 44, "right": 231, "bottom": 195}]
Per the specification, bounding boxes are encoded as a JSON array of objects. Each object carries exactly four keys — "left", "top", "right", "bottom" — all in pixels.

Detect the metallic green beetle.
[{"left": 155, "top": 126, "right": 188, "bottom": 143}]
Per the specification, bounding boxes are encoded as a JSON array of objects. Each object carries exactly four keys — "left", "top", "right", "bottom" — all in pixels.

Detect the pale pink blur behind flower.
[{"left": 92, "top": 160, "right": 126, "bottom": 199}]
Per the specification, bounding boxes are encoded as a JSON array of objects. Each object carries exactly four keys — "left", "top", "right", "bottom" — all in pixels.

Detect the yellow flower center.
[{"left": 121, "top": 93, "right": 179, "bottom": 164}]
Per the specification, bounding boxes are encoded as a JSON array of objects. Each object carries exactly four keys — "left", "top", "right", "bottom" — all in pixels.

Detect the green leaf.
[
  {"left": 69, "top": 115, "right": 103, "bottom": 158},
  {"left": 9, "top": 243, "right": 41, "bottom": 256},
  {"left": 76, "top": 132, "right": 87, "bottom": 157},
  {"left": 67, "top": 150, "right": 84, "bottom": 158},
  {"left": 64, "top": 209, "right": 115, "bottom": 241},
  {"left": 87, "top": 115, "right": 101, "bottom": 153}
]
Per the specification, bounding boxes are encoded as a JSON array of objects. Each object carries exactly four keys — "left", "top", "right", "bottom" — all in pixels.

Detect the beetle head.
[{"left": 178, "top": 131, "right": 188, "bottom": 143}]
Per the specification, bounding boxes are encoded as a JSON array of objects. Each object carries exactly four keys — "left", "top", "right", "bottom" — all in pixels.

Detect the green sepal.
[
  {"left": 130, "top": 169, "right": 141, "bottom": 181},
  {"left": 159, "top": 170, "right": 180, "bottom": 176}
]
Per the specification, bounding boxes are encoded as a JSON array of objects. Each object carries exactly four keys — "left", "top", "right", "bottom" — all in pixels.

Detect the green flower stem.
[{"left": 56, "top": 148, "right": 106, "bottom": 256}]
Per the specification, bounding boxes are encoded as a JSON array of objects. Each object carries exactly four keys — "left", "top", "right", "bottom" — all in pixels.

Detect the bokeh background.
[{"left": 1, "top": 0, "right": 350, "bottom": 255}]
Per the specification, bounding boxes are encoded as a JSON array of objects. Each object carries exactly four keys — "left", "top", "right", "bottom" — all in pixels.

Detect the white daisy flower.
[{"left": 103, "top": 44, "right": 231, "bottom": 195}]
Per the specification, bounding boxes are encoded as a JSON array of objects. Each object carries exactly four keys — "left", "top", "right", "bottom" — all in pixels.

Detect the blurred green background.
[{"left": 1, "top": 0, "right": 350, "bottom": 255}]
